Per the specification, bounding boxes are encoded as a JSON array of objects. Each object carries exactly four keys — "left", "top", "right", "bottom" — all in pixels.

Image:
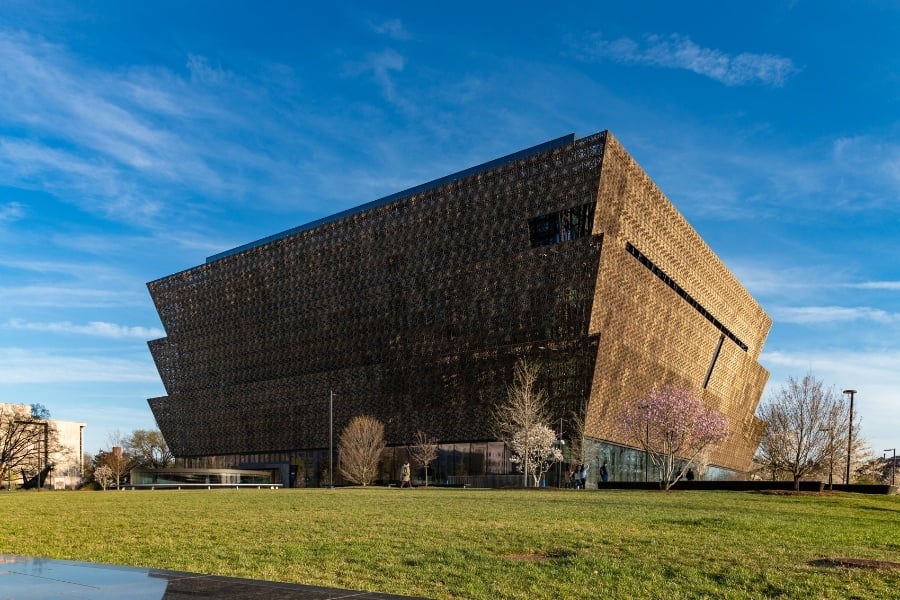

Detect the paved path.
[{"left": 0, "top": 554, "right": 428, "bottom": 599}]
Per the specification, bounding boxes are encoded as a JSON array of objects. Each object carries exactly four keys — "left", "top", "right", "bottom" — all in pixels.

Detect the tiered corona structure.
[{"left": 147, "top": 130, "right": 771, "bottom": 483}]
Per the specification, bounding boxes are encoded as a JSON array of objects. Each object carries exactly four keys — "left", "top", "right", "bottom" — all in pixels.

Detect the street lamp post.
[
  {"left": 885, "top": 448, "right": 896, "bottom": 487},
  {"left": 14, "top": 420, "right": 48, "bottom": 490},
  {"left": 843, "top": 389, "right": 857, "bottom": 485},
  {"left": 556, "top": 417, "right": 565, "bottom": 488},
  {"left": 329, "top": 390, "right": 334, "bottom": 489}
]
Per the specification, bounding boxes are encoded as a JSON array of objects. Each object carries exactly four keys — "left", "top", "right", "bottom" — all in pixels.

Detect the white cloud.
[
  {"left": 0, "top": 31, "right": 317, "bottom": 227},
  {"left": 186, "top": 54, "right": 232, "bottom": 86},
  {"left": 0, "top": 201, "right": 26, "bottom": 222},
  {"left": 771, "top": 306, "right": 898, "bottom": 325},
  {"left": 831, "top": 136, "right": 900, "bottom": 202},
  {"left": 0, "top": 348, "right": 160, "bottom": 384},
  {"left": 0, "top": 285, "right": 145, "bottom": 308},
  {"left": 371, "top": 18, "right": 411, "bottom": 40},
  {"left": 6, "top": 318, "right": 163, "bottom": 339},
  {"left": 357, "top": 48, "right": 407, "bottom": 104},
  {"left": 573, "top": 32, "right": 798, "bottom": 87},
  {"left": 851, "top": 281, "right": 900, "bottom": 291}
]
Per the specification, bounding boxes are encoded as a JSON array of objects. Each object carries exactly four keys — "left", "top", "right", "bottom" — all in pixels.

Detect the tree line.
[{"left": 92, "top": 429, "right": 174, "bottom": 490}]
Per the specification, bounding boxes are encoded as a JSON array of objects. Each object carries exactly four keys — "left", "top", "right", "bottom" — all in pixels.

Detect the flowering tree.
[
  {"left": 620, "top": 385, "right": 728, "bottom": 490},
  {"left": 510, "top": 423, "right": 563, "bottom": 487},
  {"left": 94, "top": 464, "right": 115, "bottom": 490},
  {"left": 492, "top": 359, "right": 554, "bottom": 487}
]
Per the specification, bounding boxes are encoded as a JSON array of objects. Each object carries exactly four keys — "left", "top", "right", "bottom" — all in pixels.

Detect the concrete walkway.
[{"left": 0, "top": 554, "right": 428, "bottom": 599}]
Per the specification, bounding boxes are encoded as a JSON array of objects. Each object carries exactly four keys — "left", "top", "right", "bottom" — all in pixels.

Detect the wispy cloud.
[
  {"left": 0, "top": 348, "right": 160, "bottom": 384},
  {"left": 185, "top": 54, "right": 233, "bottom": 86},
  {"left": 371, "top": 18, "right": 411, "bottom": 41},
  {"left": 0, "top": 285, "right": 146, "bottom": 308},
  {"left": 850, "top": 281, "right": 900, "bottom": 291},
  {"left": 770, "top": 306, "right": 899, "bottom": 325},
  {"left": 831, "top": 136, "right": 900, "bottom": 202},
  {"left": 571, "top": 32, "right": 798, "bottom": 87},
  {"left": 0, "top": 30, "right": 321, "bottom": 228},
  {"left": 6, "top": 318, "right": 163, "bottom": 339},
  {"left": 351, "top": 48, "right": 407, "bottom": 106},
  {"left": 0, "top": 201, "right": 26, "bottom": 222}
]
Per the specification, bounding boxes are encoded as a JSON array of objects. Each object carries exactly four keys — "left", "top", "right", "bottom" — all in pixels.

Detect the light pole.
[
  {"left": 884, "top": 448, "right": 896, "bottom": 486},
  {"left": 819, "top": 427, "right": 834, "bottom": 490},
  {"left": 556, "top": 417, "right": 565, "bottom": 488},
  {"left": 843, "top": 389, "right": 856, "bottom": 485},
  {"left": 14, "top": 420, "right": 48, "bottom": 490},
  {"left": 329, "top": 390, "right": 334, "bottom": 489}
]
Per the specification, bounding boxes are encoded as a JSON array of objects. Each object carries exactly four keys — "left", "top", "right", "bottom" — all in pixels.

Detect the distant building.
[
  {"left": 147, "top": 131, "right": 771, "bottom": 486},
  {"left": 0, "top": 403, "right": 85, "bottom": 489}
]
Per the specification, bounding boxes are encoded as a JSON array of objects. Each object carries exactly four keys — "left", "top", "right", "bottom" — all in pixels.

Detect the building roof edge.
[{"left": 205, "top": 132, "right": 578, "bottom": 263}]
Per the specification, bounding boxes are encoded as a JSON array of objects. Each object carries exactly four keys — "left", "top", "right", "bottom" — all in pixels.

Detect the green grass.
[{"left": 1, "top": 488, "right": 898, "bottom": 599}]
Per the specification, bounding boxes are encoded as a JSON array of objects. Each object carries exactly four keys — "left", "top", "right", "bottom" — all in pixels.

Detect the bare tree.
[
  {"left": 338, "top": 415, "right": 385, "bottom": 486},
  {"left": 755, "top": 374, "right": 853, "bottom": 489},
  {"left": 94, "top": 447, "right": 131, "bottom": 489},
  {"left": 620, "top": 385, "right": 728, "bottom": 490},
  {"left": 94, "top": 430, "right": 133, "bottom": 488},
  {"left": 408, "top": 430, "right": 439, "bottom": 487},
  {"left": 492, "top": 359, "right": 554, "bottom": 487},
  {"left": 0, "top": 404, "right": 58, "bottom": 488},
  {"left": 126, "top": 429, "right": 174, "bottom": 469}
]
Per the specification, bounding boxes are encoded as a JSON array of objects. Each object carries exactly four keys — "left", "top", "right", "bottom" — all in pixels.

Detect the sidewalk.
[{"left": 0, "top": 554, "right": 428, "bottom": 599}]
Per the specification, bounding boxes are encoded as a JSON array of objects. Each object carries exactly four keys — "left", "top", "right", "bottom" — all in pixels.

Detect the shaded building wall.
[
  {"left": 147, "top": 129, "right": 771, "bottom": 476},
  {"left": 585, "top": 133, "right": 771, "bottom": 472},
  {"left": 149, "top": 133, "right": 607, "bottom": 459}
]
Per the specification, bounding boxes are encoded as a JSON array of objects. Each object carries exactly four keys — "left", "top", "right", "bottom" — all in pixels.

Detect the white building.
[{"left": 0, "top": 403, "right": 86, "bottom": 489}]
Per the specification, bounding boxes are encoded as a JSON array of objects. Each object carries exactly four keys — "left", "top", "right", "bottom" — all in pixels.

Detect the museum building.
[{"left": 146, "top": 130, "right": 771, "bottom": 487}]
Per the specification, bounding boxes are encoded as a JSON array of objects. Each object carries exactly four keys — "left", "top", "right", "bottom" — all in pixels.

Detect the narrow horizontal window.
[{"left": 626, "top": 242, "right": 748, "bottom": 352}]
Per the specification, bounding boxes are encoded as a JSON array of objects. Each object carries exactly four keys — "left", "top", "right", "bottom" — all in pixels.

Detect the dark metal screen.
[{"left": 148, "top": 133, "right": 607, "bottom": 457}]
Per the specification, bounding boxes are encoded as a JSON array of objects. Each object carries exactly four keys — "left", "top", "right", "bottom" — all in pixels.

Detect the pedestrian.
[
  {"left": 599, "top": 461, "right": 609, "bottom": 483},
  {"left": 580, "top": 463, "right": 590, "bottom": 489},
  {"left": 399, "top": 462, "right": 411, "bottom": 488},
  {"left": 686, "top": 468, "right": 695, "bottom": 481}
]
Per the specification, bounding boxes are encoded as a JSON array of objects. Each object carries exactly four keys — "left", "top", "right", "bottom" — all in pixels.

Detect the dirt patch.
[{"left": 812, "top": 557, "right": 900, "bottom": 571}]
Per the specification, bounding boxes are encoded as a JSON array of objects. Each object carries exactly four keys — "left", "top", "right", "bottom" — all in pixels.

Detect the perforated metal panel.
[{"left": 147, "top": 130, "right": 771, "bottom": 473}]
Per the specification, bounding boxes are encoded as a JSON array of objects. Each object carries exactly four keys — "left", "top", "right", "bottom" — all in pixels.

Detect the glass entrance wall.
[
  {"left": 583, "top": 439, "right": 743, "bottom": 485},
  {"left": 130, "top": 468, "right": 276, "bottom": 486}
]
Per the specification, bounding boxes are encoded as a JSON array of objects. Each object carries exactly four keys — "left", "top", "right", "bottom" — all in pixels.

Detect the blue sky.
[{"left": 1, "top": 2, "right": 897, "bottom": 457}]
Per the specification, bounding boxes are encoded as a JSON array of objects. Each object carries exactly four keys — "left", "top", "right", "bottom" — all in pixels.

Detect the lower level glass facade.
[{"left": 176, "top": 437, "right": 741, "bottom": 488}]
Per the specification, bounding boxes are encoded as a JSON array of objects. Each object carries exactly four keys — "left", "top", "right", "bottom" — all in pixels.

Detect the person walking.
[
  {"left": 599, "top": 461, "right": 609, "bottom": 484},
  {"left": 399, "top": 462, "right": 411, "bottom": 488}
]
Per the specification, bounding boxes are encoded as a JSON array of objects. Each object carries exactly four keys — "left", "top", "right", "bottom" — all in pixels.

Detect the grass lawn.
[{"left": 1, "top": 487, "right": 898, "bottom": 599}]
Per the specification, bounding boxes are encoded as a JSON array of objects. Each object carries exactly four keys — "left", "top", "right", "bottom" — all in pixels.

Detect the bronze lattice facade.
[{"left": 147, "top": 130, "right": 771, "bottom": 476}]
